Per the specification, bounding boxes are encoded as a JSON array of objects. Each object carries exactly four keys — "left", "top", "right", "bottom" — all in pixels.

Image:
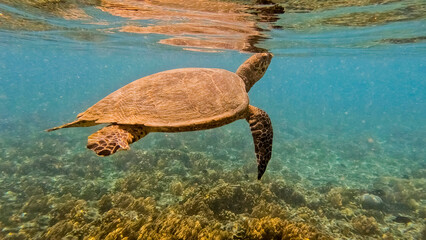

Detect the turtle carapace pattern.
[{"left": 47, "top": 53, "right": 274, "bottom": 180}]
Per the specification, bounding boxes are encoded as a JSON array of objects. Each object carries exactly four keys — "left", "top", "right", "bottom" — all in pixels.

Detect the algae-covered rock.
[
  {"left": 3, "top": 232, "right": 30, "bottom": 240},
  {"left": 43, "top": 192, "right": 157, "bottom": 239},
  {"left": 351, "top": 215, "right": 380, "bottom": 235},
  {"left": 250, "top": 200, "right": 287, "bottom": 219},
  {"left": 270, "top": 181, "right": 306, "bottom": 207},
  {"left": 43, "top": 220, "right": 75, "bottom": 240},
  {"left": 138, "top": 212, "right": 232, "bottom": 240},
  {"left": 360, "top": 193, "right": 384, "bottom": 210},
  {"left": 98, "top": 192, "right": 157, "bottom": 217},
  {"left": 325, "top": 187, "right": 360, "bottom": 210},
  {"left": 48, "top": 194, "right": 81, "bottom": 223},
  {"left": 98, "top": 194, "right": 113, "bottom": 214},
  {"left": 169, "top": 180, "right": 184, "bottom": 196},
  {"left": 204, "top": 184, "right": 257, "bottom": 218},
  {"left": 327, "top": 188, "right": 343, "bottom": 209},
  {"left": 137, "top": 212, "right": 327, "bottom": 240},
  {"left": 20, "top": 195, "right": 50, "bottom": 218},
  {"left": 373, "top": 176, "right": 426, "bottom": 213},
  {"left": 246, "top": 216, "right": 326, "bottom": 240}
]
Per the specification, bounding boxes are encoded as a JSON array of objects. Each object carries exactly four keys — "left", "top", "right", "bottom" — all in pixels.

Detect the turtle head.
[{"left": 236, "top": 53, "right": 273, "bottom": 92}]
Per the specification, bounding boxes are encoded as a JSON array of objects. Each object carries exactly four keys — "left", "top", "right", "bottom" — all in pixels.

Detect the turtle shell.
[{"left": 77, "top": 68, "right": 249, "bottom": 130}]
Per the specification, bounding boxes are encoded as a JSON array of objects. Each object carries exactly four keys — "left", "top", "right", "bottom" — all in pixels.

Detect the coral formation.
[
  {"left": 351, "top": 215, "right": 380, "bottom": 235},
  {"left": 327, "top": 188, "right": 343, "bottom": 209},
  {"left": 373, "top": 176, "right": 426, "bottom": 213},
  {"left": 1, "top": 129, "right": 425, "bottom": 240},
  {"left": 1, "top": 60, "right": 425, "bottom": 239},
  {"left": 246, "top": 217, "right": 325, "bottom": 240},
  {"left": 0, "top": 137, "right": 337, "bottom": 240}
]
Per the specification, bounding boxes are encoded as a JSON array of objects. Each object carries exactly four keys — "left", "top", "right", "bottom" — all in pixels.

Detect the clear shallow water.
[{"left": 0, "top": 0, "right": 425, "bottom": 239}]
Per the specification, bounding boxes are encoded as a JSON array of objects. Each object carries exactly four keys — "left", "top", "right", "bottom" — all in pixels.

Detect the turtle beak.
[
  {"left": 263, "top": 52, "right": 273, "bottom": 58},
  {"left": 260, "top": 53, "right": 273, "bottom": 64},
  {"left": 263, "top": 53, "right": 273, "bottom": 67}
]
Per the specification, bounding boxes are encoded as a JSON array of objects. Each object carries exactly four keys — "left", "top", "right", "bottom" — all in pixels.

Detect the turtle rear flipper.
[
  {"left": 87, "top": 125, "right": 148, "bottom": 156},
  {"left": 246, "top": 105, "right": 273, "bottom": 180}
]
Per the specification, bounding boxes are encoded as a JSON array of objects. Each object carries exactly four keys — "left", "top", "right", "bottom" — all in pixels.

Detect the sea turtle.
[{"left": 47, "top": 53, "right": 274, "bottom": 179}]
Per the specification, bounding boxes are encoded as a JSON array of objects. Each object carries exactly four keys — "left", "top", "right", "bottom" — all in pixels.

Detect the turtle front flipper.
[
  {"left": 246, "top": 105, "right": 273, "bottom": 180},
  {"left": 87, "top": 125, "right": 148, "bottom": 156}
]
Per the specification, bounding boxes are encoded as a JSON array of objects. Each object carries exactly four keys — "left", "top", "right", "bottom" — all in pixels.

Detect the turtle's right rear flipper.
[
  {"left": 87, "top": 125, "right": 148, "bottom": 156},
  {"left": 46, "top": 120, "right": 97, "bottom": 132}
]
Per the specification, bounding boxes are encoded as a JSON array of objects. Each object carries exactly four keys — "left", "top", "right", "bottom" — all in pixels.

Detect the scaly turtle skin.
[{"left": 48, "top": 53, "right": 274, "bottom": 179}]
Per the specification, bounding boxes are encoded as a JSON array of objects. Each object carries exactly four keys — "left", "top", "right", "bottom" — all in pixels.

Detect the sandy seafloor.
[{"left": 0, "top": 0, "right": 426, "bottom": 239}]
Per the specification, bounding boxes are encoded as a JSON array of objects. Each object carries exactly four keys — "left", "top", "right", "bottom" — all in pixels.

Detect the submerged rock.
[
  {"left": 360, "top": 193, "right": 384, "bottom": 210},
  {"left": 270, "top": 181, "right": 306, "bottom": 207}
]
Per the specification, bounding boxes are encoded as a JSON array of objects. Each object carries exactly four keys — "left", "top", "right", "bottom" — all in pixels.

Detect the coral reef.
[
  {"left": 373, "top": 176, "right": 426, "bottom": 214},
  {"left": 0, "top": 136, "right": 334, "bottom": 240},
  {"left": 246, "top": 217, "right": 324, "bottom": 240},
  {"left": 351, "top": 215, "right": 380, "bottom": 235},
  {"left": 0, "top": 109, "right": 424, "bottom": 240},
  {"left": 270, "top": 181, "right": 306, "bottom": 207}
]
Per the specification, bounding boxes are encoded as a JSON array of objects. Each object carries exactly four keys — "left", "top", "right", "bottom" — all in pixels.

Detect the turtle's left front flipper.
[{"left": 246, "top": 105, "right": 273, "bottom": 180}]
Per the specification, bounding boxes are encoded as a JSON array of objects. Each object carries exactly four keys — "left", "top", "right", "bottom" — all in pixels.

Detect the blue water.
[{"left": 0, "top": 1, "right": 425, "bottom": 239}]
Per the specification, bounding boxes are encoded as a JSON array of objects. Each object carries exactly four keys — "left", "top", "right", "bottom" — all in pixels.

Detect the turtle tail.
[
  {"left": 46, "top": 120, "right": 97, "bottom": 132},
  {"left": 87, "top": 124, "right": 148, "bottom": 156}
]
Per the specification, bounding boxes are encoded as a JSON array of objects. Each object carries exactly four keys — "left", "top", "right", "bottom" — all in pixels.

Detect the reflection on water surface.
[{"left": 1, "top": 0, "right": 425, "bottom": 51}]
